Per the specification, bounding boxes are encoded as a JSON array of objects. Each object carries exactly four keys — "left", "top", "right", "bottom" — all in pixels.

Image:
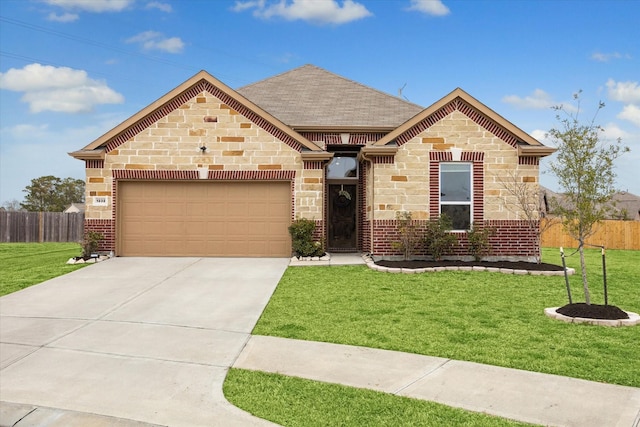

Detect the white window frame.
[{"left": 439, "top": 162, "right": 473, "bottom": 230}]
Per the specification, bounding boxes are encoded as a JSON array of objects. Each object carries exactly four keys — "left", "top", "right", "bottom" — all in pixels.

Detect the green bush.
[
  {"left": 467, "top": 224, "right": 495, "bottom": 261},
  {"left": 81, "top": 231, "right": 104, "bottom": 258},
  {"left": 391, "top": 211, "right": 421, "bottom": 260},
  {"left": 423, "top": 215, "right": 458, "bottom": 261},
  {"left": 288, "top": 218, "right": 324, "bottom": 257}
]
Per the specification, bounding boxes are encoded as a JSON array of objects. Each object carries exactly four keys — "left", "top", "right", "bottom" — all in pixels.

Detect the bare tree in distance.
[
  {"left": 496, "top": 170, "right": 558, "bottom": 263},
  {"left": 547, "top": 91, "right": 629, "bottom": 304}
]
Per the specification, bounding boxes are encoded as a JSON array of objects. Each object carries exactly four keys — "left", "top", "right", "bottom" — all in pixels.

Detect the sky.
[{"left": 1, "top": 0, "right": 639, "bottom": 206}]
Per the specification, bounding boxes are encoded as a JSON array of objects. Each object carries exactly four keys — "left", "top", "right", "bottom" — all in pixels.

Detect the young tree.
[
  {"left": 547, "top": 92, "right": 629, "bottom": 304},
  {"left": 20, "top": 175, "right": 85, "bottom": 212}
]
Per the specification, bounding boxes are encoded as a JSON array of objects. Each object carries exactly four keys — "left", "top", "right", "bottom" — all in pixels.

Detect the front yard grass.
[
  {"left": 224, "top": 369, "right": 533, "bottom": 427},
  {"left": 0, "top": 243, "right": 86, "bottom": 296},
  {"left": 252, "top": 248, "right": 640, "bottom": 387}
]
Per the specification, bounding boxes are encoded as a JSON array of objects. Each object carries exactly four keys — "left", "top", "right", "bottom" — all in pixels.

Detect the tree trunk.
[{"left": 579, "top": 243, "right": 591, "bottom": 305}]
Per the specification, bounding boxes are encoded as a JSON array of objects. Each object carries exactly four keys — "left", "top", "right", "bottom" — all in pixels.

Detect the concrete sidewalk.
[{"left": 235, "top": 335, "right": 640, "bottom": 427}]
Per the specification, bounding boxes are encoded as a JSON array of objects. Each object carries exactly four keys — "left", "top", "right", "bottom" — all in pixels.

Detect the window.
[
  {"left": 440, "top": 163, "right": 471, "bottom": 230},
  {"left": 327, "top": 156, "right": 358, "bottom": 179}
]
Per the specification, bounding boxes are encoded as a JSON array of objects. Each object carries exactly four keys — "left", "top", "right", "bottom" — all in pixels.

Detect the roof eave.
[
  {"left": 518, "top": 145, "right": 557, "bottom": 157},
  {"left": 300, "top": 151, "right": 334, "bottom": 162},
  {"left": 358, "top": 145, "right": 398, "bottom": 161},
  {"left": 68, "top": 149, "right": 106, "bottom": 161}
]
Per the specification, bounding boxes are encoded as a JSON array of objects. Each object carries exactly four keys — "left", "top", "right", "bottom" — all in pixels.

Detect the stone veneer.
[
  {"left": 84, "top": 90, "right": 324, "bottom": 252},
  {"left": 84, "top": 86, "right": 543, "bottom": 260},
  {"left": 363, "top": 109, "right": 541, "bottom": 259}
]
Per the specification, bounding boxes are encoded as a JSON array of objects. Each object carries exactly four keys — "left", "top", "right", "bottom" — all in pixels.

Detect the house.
[
  {"left": 70, "top": 65, "right": 554, "bottom": 259},
  {"left": 63, "top": 203, "right": 86, "bottom": 213},
  {"left": 541, "top": 186, "right": 640, "bottom": 221}
]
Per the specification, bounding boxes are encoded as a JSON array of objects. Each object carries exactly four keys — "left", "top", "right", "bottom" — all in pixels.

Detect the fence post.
[{"left": 39, "top": 211, "right": 44, "bottom": 243}]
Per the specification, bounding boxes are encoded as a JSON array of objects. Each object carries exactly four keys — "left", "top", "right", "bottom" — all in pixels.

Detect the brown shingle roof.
[{"left": 237, "top": 64, "right": 423, "bottom": 130}]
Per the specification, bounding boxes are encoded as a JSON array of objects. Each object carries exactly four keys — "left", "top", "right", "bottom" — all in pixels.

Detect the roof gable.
[
  {"left": 237, "top": 64, "right": 423, "bottom": 130},
  {"left": 71, "top": 70, "right": 321, "bottom": 160},
  {"left": 375, "top": 88, "right": 555, "bottom": 157}
]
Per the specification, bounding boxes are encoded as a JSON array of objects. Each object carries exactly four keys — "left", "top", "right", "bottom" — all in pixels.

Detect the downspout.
[{"left": 360, "top": 152, "right": 375, "bottom": 255}]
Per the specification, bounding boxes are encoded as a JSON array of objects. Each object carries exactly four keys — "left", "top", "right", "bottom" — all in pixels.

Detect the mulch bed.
[
  {"left": 557, "top": 303, "right": 629, "bottom": 320},
  {"left": 375, "top": 259, "right": 565, "bottom": 271}
]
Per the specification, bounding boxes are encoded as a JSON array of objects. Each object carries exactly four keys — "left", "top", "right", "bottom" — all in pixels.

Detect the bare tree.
[
  {"left": 1, "top": 199, "right": 24, "bottom": 211},
  {"left": 496, "top": 170, "right": 557, "bottom": 263}
]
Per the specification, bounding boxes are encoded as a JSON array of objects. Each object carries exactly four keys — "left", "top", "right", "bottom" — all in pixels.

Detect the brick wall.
[
  {"left": 85, "top": 219, "right": 115, "bottom": 253},
  {"left": 370, "top": 219, "right": 538, "bottom": 260}
]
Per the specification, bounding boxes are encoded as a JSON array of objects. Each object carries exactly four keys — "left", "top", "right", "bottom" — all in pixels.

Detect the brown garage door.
[{"left": 118, "top": 181, "right": 291, "bottom": 257}]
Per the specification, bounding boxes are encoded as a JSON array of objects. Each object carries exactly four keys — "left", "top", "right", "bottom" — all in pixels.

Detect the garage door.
[{"left": 118, "top": 181, "right": 291, "bottom": 257}]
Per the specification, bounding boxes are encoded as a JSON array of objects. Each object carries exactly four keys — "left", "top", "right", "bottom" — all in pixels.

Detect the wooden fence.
[
  {"left": 541, "top": 219, "right": 640, "bottom": 250},
  {"left": 0, "top": 211, "right": 85, "bottom": 243}
]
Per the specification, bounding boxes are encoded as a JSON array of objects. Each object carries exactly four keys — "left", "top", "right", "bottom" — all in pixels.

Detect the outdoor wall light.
[{"left": 200, "top": 145, "right": 207, "bottom": 153}]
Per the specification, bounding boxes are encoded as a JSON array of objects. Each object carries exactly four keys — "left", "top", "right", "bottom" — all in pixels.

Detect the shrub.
[
  {"left": 81, "top": 231, "right": 104, "bottom": 258},
  {"left": 466, "top": 225, "right": 494, "bottom": 261},
  {"left": 391, "top": 211, "right": 421, "bottom": 260},
  {"left": 288, "top": 218, "right": 324, "bottom": 257},
  {"left": 423, "top": 215, "right": 458, "bottom": 261}
]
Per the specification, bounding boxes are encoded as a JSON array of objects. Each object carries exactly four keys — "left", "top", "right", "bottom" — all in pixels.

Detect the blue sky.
[{"left": 1, "top": 0, "right": 639, "bottom": 206}]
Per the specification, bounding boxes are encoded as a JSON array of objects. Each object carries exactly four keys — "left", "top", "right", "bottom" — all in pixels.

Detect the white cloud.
[
  {"left": 502, "top": 89, "right": 554, "bottom": 110},
  {"left": 47, "top": 12, "right": 79, "bottom": 22},
  {"left": 233, "top": 0, "right": 372, "bottom": 25},
  {"left": 0, "top": 64, "right": 124, "bottom": 113},
  {"left": 618, "top": 104, "right": 640, "bottom": 127},
  {"left": 126, "top": 31, "right": 185, "bottom": 53},
  {"left": 42, "top": 0, "right": 134, "bottom": 12},
  {"left": 591, "top": 51, "right": 631, "bottom": 62},
  {"left": 530, "top": 129, "right": 548, "bottom": 142},
  {"left": 606, "top": 79, "right": 640, "bottom": 104},
  {"left": 406, "top": 0, "right": 450, "bottom": 16},
  {"left": 146, "top": 1, "right": 172, "bottom": 12}
]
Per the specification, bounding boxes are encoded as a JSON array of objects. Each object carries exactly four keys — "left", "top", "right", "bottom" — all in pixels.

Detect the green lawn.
[
  {"left": 0, "top": 243, "right": 87, "bottom": 296},
  {"left": 224, "top": 369, "right": 533, "bottom": 427},
  {"left": 251, "top": 248, "right": 640, "bottom": 387}
]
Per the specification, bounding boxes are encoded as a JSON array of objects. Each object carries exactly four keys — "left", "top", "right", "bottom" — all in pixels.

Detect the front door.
[{"left": 328, "top": 184, "right": 357, "bottom": 249}]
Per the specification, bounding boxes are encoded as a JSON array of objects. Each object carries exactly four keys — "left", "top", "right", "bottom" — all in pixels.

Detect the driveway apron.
[{"left": 0, "top": 257, "right": 288, "bottom": 427}]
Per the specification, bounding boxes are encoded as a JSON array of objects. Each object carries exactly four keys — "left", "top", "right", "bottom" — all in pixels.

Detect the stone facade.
[{"left": 74, "top": 69, "right": 551, "bottom": 259}]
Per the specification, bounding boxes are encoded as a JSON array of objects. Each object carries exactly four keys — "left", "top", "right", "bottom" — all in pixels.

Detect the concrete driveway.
[{"left": 0, "top": 257, "right": 288, "bottom": 427}]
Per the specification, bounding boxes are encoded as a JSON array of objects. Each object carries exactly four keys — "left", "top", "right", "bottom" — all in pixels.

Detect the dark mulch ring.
[
  {"left": 557, "top": 303, "right": 629, "bottom": 320},
  {"left": 375, "top": 259, "right": 565, "bottom": 271}
]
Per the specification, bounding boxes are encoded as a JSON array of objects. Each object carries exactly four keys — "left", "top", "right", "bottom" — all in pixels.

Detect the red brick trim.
[
  {"left": 304, "top": 161, "right": 324, "bottom": 169},
  {"left": 397, "top": 102, "right": 456, "bottom": 145},
  {"left": 85, "top": 219, "right": 115, "bottom": 252},
  {"left": 200, "top": 81, "right": 303, "bottom": 152},
  {"left": 208, "top": 170, "right": 295, "bottom": 180},
  {"left": 85, "top": 160, "right": 104, "bottom": 169},
  {"left": 113, "top": 170, "right": 198, "bottom": 180},
  {"left": 373, "top": 156, "right": 395, "bottom": 164},
  {"left": 429, "top": 156, "right": 484, "bottom": 222},
  {"left": 102, "top": 80, "right": 304, "bottom": 154},
  {"left": 370, "top": 219, "right": 538, "bottom": 258},
  {"left": 112, "top": 169, "right": 295, "bottom": 181},
  {"left": 396, "top": 97, "right": 520, "bottom": 148},
  {"left": 300, "top": 132, "right": 385, "bottom": 145},
  {"left": 519, "top": 157, "right": 539, "bottom": 165}
]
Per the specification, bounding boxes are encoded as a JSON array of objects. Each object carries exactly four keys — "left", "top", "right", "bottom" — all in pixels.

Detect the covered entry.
[{"left": 117, "top": 181, "right": 291, "bottom": 257}]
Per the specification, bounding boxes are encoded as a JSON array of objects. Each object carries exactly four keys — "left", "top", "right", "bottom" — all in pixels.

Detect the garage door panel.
[{"left": 118, "top": 181, "right": 291, "bottom": 257}]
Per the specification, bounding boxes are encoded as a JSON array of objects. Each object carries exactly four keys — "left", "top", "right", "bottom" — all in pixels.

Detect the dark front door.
[{"left": 328, "top": 184, "right": 357, "bottom": 249}]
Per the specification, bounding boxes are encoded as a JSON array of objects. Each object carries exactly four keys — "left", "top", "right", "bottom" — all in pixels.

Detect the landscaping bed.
[{"left": 376, "top": 259, "right": 564, "bottom": 271}]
